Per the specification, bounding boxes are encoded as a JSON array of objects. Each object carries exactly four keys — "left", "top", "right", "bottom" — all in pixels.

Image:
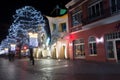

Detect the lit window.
[{"left": 74, "top": 39, "right": 85, "bottom": 58}]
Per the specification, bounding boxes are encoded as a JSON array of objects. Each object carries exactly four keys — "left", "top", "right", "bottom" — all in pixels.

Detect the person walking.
[
  {"left": 8, "top": 49, "right": 12, "bottom": 61},
  {"left": 29, "top": 48, "right": 34, "bottom": 65}
]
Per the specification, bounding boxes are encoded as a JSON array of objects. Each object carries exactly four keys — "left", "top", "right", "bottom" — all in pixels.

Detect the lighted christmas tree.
[
  {"left": 0, "top": 6, "right": 52, "bottom": 56},
  {"left": 3, "top": 6, "right": 46, "bottom": 57},
  {"left": 8, "top": 6, "right": 45, "bottom": 46}
]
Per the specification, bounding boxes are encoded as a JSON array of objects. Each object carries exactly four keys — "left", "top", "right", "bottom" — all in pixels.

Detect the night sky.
[{"left": 0, "top": 0, "right": 71, "bottom": 42}]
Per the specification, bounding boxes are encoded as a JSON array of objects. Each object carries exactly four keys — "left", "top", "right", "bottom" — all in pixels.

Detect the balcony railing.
[
  {"left": 82, "top": 5, "right": 120, "bottom": 25},
  {"left": 70, "top": 5, "right": 120, "bottom": 32}
]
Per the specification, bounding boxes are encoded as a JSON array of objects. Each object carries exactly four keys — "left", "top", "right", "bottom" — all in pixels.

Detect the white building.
[{"left": 47, "top": 14, "right": 69, "bottom": 59}]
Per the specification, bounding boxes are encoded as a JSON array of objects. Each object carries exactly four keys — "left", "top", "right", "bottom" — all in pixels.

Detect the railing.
[
  {"left": 70, "top": 26, "right": 82, "bottom": 32},
  {"left": 82, "top": 5, "right": 120, "bottom": 25},
  {"left": 70, "top": 5, "right": 120, "bottom": 32}
]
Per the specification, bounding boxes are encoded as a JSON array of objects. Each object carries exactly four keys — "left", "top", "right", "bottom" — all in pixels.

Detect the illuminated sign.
[
  {"left": 29, "top": 38, "right": 38, "bottom": 47},
  {"left": 28, "top": 32, "right": 38, "bottom": 47},
  {"left": 10, "top": 44, "right": 16, "bottom": 51}
]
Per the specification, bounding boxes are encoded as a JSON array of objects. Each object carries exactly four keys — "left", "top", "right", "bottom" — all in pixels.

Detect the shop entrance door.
[{"left": 116, "top": 40, "right": 120, "bottom": 61}]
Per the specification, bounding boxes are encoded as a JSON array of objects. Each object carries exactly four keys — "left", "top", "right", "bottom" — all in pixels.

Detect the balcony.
[
  {"left": 82, "top": 5, "right": 120, "bottom": 25},
  {"left": 70, "top": 25, "right": 82, "bottom": 32}
]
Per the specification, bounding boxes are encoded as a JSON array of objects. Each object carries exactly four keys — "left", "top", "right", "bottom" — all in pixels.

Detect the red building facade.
[{"left": 66, "top": 0, "right": 120, "bottom": 63}]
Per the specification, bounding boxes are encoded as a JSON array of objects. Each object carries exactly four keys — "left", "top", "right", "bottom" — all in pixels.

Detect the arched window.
[
  {"left": 88, "top": 36, "right": 97, "bottom": 55},
  {"left": 73, "top": 38, "right": 85, "bottom": 58}
]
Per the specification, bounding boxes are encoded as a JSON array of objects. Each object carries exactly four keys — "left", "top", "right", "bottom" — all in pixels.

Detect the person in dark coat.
[
  {"left": 29, "top": 48, "right": 34, "bottom": 65},
  {"left": 8, "top": 49, "right": 12, "bottom": 61}
]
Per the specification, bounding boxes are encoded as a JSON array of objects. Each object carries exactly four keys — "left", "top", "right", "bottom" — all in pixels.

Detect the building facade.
[
  {"left": 66, "top": 0, "right": 120, "bottom": 62},
  {"left": 47, "top": 14, "right": 69, "bottom": 59}
]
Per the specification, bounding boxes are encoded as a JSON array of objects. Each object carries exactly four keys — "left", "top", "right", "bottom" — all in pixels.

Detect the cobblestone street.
[{"left": 0, "top": 58, "right": 120, "bottom": 80}]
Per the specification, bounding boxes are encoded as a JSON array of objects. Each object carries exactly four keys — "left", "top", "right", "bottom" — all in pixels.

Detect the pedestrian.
[
  {"left": 29, "top": 48, "right": 34, "bottom": 65},
  {"left": 11, "top": 51, "right": 15, "bottom": 61},
  {"left": 8, "top": 49, "right": 12, "bottom": 61}
]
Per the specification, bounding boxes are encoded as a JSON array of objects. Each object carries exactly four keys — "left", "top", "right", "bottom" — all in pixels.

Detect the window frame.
[
  {"left": 110, "top": 0, "right": 120, "bottom": 14},
  {"left": 74, "top": 39, "right": 85, "bottom": 58},
  {"left": 71, "top": 10, "right": 82, "bottom": 27},
  {"left": 88, "top": 0, "right": 103, "bottom": 19},
  {"left": 59, "top": 22, "right": 66, "bottom": 32},
  {"left": 52, "top": 23, "right": 57, "bottom": 32},
  {"left": 88, "top": 36, "right": 97, "bottom": 56}
]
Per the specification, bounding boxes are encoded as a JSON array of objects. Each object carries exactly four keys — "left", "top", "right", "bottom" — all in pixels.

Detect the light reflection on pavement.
[{"left": 0, "top": 58, "right": 120, "bottom": 80}]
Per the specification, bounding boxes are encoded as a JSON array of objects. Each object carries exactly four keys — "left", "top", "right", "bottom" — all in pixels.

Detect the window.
[
  {"left": 106, "top": 32, "right": 120, "bottom": 40},
  {"left": 89, "top": 36, "right": 97, "bottom": 55},
  {"left": 105, "top": 32, "right": 120, "bottom": 58},
  {"left": 59, "top": 23, "right": 66, "bottom": 32},
  {"left": 111, "top": 0, "right": 120, "bottom": 13},
  {"left": 88, "top": 0, "right": 103, "bottom": 19},
  {"left": 72, "top": 10, "right": 82, "bottom": 27},
  {"left": 52, "top": 23, "right": 56, "bottom": 31},
  {"left": 74, "top": 39, "right": 85, "bottom": 58},
  {"left": 106, "top": 41, "right": 115, "bottom": 58}
]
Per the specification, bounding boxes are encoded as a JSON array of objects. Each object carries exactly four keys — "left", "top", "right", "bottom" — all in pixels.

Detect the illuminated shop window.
[
  {"left": 88, "top": 36, "right": 97, "bottom": 55},
  {"left": 74, "top": 39, "right": 85, "bottom": 58}
]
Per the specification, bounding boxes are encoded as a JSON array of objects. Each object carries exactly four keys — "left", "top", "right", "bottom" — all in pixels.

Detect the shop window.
[
  {"left": 88, "top": 36, "right": 97, "bottom": 55},
  {"left": 74, "top": 39, "right": 85, "bottom": 58}
]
